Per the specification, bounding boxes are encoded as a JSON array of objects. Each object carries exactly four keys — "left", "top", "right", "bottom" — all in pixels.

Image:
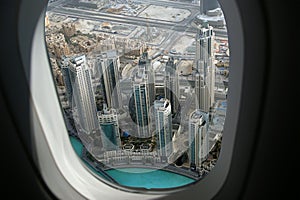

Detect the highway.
[
  {"left": 50, "top": 7, "right": 227, "bottom": 35},
  {"left": 48, "top": 0, "right": 227, "bottom": 36},
  {"left": 47, "top": 0, "right": 70, "bottom": 10},
  {"left": 50, "top": 7, "right": 197, "bottom": 32},
  {"left": 47, "top": 0, "right": 227, "bottom": 59},
  {"left": 134, "top": 0, "right": 201, "bottom": 10}
]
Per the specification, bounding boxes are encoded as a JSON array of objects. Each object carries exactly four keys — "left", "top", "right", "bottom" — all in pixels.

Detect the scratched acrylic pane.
[{"left": 45, "top": 0, "right": 229, "bottom": 189}]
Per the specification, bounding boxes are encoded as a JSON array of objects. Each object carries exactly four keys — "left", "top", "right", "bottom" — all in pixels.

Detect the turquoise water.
[
  {"left": 106, "top": 168, "right": 195, "bottom": 189},
  {"left": 70, "top": 136, "right": 195, "bottom": 189},
  {"left": 70, "top": 137, "right": 83, "bottom": 155}
]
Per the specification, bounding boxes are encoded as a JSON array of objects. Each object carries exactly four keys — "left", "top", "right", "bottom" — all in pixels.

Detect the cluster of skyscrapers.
[
  {"left": 59, "top": 20, "right": 216, "bottom": 172},
  {"left": 60, "top": 50, "right": 122, "bottom": 150}
]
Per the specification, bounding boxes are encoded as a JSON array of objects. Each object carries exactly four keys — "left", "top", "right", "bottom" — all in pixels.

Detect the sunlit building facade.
[
  {"left": 195, "top": 22, "right": 215, "bottom": 110},
  {"left": 61, "top": 55, "right": 99, "bottom": 134}
]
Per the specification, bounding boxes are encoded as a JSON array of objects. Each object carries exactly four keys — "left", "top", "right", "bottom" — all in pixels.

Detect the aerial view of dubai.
[{"left": 45, "top": 0, "right": 229, "bottom": 189}]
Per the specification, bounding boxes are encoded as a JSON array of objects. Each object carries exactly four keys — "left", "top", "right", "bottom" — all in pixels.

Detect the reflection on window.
[{"left": 45, "top": 0, "right": 229, "bottom": 190}]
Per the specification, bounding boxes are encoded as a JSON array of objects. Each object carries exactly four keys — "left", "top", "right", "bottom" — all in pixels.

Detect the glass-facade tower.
[
  {"left": 132, "top": 69, "right": 152, "bottom": 138},
  {"left": 96, "top": 50, "right": 121, "bottom": 109}
]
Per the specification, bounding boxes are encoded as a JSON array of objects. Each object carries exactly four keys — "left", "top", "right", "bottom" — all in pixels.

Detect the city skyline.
[{"left": 45, "top": 0, "right": 228, "bottom": 186}]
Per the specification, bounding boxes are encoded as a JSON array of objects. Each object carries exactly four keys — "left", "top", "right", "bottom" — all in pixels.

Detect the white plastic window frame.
[{"left": 18, "top": 0, "right": 244, "bottom": 199}]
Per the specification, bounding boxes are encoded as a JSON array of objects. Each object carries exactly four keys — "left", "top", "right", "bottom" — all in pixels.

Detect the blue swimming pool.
[{"left": 70, "top": 136, "right": 195, "bottom": 189}]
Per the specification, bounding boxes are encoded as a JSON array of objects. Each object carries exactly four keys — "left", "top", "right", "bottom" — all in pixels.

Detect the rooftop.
[
  {"left": 190, "top": 109, "right": 208, "bottom": 125},
  {"left": 154, "top": 98, "right": 171, "bottom": 111}
]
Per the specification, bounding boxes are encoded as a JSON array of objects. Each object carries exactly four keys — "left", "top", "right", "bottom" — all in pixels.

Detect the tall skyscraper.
[
  {"left": 154, "top": 98, "right": 173, "bottom": 158},
  {"left": 61, "top": 55, "right": 99, "bottom": 134},
  {"left": 165, "top": 57, "right": 179, "bottom": 114},
  {"left": 131, "top": 68, "right": 152, "bottom": 138},
  {"left": 195, "top": 72, "right": 210, "bottom": 112},
  {"left": 195, "top": 22, "right": 215, "bottom": 110},
  {"left": 96, "top": 50, "right": 121, "bottom": 109},
  {"left": 138, "top": 51, "right": 155, "bottom": 105},
  {"left": 98, "top": 104, "right": 120, "bottom": 151},
  {"left": 189, "top": 109, "right": 209, "bottom": 170}
]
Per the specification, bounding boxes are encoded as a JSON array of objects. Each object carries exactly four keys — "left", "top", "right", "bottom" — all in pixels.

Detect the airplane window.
[{"left": 45, "top": 0, "right": 229, "bottom": 190}]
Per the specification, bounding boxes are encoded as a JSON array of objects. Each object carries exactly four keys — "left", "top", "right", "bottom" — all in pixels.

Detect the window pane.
[{"left": 45, "top": 0, "right": 229, "bottom": 190}]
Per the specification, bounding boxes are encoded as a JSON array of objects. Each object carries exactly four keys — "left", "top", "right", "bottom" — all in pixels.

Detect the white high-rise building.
[
  {"left": 195, "top": 22, "right": 215, "bottom": 110},
  {"left": 61, "top": 55, "right": 99, "bottom": 134},
  {"left": 98, "top": 104, "right": 120, "bottom": 151},
  {"left": 189, "top": 109, "right": 209, "bottom": 170},
  {"left": 154, "top": 98, "right": 173, "bottom": 158},
  {"left": 96, "top": 50, "right": 121, "bottom": 109}
]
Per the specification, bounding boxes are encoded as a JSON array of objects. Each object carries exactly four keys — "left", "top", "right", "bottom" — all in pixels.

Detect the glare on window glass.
[{"left": 45, "top": 0, "right": 229, "bottom": 190}]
